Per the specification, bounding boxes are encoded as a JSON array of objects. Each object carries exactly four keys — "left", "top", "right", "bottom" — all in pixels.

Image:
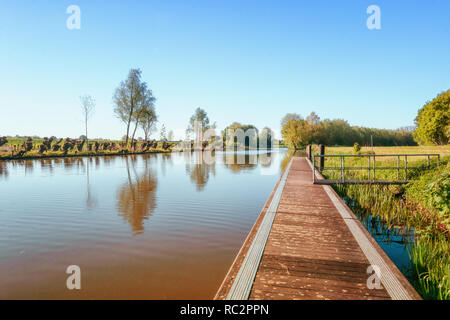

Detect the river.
[{"left": 0, "top": 149, "right": 289, "bottom": 299}]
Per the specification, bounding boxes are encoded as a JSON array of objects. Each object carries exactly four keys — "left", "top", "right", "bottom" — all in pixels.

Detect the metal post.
[
  {"left": 342, "top": 156, "right": 345, "bottom": 182},
  {"left": 405, "top": 155, "right": 408, "bottom": 181},
  {"left": 427, "top": 155, "right": 430, "bottom": 169},
  {"left": 318, "top": 144, "right": 325, "bottom": 172},
  {"left": 373, "top": 155, "right": 376, "bottom": 181},
  {"left": 368, "top": 156, "right": 371, "bottom": 181},
  {"left": 397, "top": 156, "right": 400, "bottom": 180}
]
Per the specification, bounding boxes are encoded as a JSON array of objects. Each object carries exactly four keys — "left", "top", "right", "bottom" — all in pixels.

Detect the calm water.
[
  {"left": 345, "top": 199, "right": 416, "bottom": 283},
  {"left": 0, "top": 150, "right": 289, "bottom": 299}
]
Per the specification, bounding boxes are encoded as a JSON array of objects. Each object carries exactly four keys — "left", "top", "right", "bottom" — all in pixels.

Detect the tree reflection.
[
  {"left": 85, "top": 158, "right": 97, "bottom": 209},
  {"left": 160, "top": 153, "right": 173, "bottom": 177},
  {"left": 222, "top": 152, "right": 258, "bottom": 173},
  {"left": 117, "top": 156, "right": 158, "bottom": 235},
  {"left": 39, "top": 159, "right": 54, "bottom": 174},
  {"left": 0, "top": 161, "right": 8, "bottom": 179},
  {"left": 185, "top": 151, "right": 216, "bottom": 191}
]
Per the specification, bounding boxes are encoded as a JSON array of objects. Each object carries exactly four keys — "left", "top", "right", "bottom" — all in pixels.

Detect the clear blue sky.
[{"left": 1, "top": 0, "right": 449, "bottom": 140}]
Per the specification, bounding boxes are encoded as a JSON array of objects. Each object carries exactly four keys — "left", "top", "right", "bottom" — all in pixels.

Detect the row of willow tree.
[{"left": 281, "top": 112, "right": 416, "bottom": 149}]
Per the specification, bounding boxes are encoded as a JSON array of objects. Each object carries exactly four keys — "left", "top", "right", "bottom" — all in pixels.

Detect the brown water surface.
[{"left": 0, "top": 150, "right": 288, "bottom": 299}]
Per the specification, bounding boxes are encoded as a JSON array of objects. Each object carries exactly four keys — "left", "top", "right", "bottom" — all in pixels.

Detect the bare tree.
[{"left": 80, "top": 95, "right": 95, "bottom": 141}]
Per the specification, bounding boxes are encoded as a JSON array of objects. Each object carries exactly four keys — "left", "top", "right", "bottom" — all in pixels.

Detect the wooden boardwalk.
[{"left": 215, "top": 157, "right": 420, "bottom": 300}]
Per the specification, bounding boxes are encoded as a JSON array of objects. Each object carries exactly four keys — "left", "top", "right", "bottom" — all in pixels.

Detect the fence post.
[
  {"left": 373, "top": 154, "right": 376, "bottom": 181},
  {"left": 318, "top": 144, "right": 325, "bottom": 172},
  {"left": 306, "top": 144, "right": 312, "bottom": 161},
  {"left": 312, "top": 156, "right": 316, "bottom": 183},
  {"left": 405, "top": 155, "right": 408, "bottom": 181}
]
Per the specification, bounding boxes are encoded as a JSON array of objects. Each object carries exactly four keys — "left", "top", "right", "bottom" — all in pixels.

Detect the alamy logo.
[
  {"left": 66, "top": 5, "right": 81, "bottom": 30},
  {"left": 366, "top": 265, "right": 382, "bottom": 289},
  {"left": 366, "top": 5, "right": 381, "bottom": 30},
  {"left": 66, "top": 265, "right": 81, "bottom": 290}
]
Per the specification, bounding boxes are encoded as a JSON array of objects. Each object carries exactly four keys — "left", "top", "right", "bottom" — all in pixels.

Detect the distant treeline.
[{"left": 281, "top": 112, "right": 416, "bottom": 149}]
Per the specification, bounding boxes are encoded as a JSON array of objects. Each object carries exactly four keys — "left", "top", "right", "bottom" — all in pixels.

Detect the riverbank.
[
  {"left": 0, "top": 137, "right": 287, "bottom": 161},
  {"left": 0, "top": 149, "right": 173, "bottom": 161},
  {"left": 0, "top": 137, "right": 177, "bottom": 161},
  {"left": 318, "top": 147, "right": 449, "bottom": 300}
]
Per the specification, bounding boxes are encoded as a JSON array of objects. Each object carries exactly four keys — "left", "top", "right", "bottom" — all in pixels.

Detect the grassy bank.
[
  {"left": 0, "top": 137, "right": 177, "bottom": 160},
  {"left": 0, "top": 137, "right": 287, "bottom": 161},
  {"left": 318, "top": 146, "right": 449, "bottom": 300}
]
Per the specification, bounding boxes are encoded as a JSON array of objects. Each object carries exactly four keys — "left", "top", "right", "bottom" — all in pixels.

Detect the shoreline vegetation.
[
  {"left": 311, "top": 145, "right": 449, "bottom": 300},
  {"left": 0, "top": 137, "right": 174, "bottom": 161},
  {"left": 0, "top": 136, "right": 287, "bottom": 161}
]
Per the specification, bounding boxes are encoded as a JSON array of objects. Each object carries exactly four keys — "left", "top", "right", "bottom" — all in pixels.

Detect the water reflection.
[
  {"left": 39, "top": 159, "right": 54, "bottom": 174},
  {"left": 222, "top": 152, "right": 258, "bottom": 173},
  {"left": 14, "top": 160, "right": 35, "bottom": 175},
  {"left": 160, "top": 153, "right": 173, "bottom": 177},
  {"left": 0, "top": 161, "right": 7, "bottom": 179},
  {"left": 345, "top": 197, "right": 416, "bottom": 276},
  {"left": 85, "top": 158, "right": 97, "bottom": 209},
  {"left": 0, "top": 149, "right": 288, "bottom": 299},
  {"left": 185, "top": 151, "right": 216, "bottom": 191},
  {"left": 117, "top": 156, "right": 158, "bottom": 235}
]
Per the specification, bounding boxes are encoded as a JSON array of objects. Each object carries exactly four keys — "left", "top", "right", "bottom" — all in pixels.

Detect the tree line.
[
  {"left": 281, "top": 90, "right": 449, "bottom": 149},
  {"left": 281, "top": 112, "right": 417, "bottom": 149}
]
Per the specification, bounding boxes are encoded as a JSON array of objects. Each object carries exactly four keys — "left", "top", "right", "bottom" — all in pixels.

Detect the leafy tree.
[
  {"left": 414, "top": 90, "right": 450, "bottom": 145},
  {"left": 224, "top": 122, "right": 258, "bottom": 148},
  {"left": 114, "top": 69, "right": 155, "bottom": 146},
  {"left": 188, "top": 108, "right": 211, "bottom": 133},
  {"left": 131, "top": 82, "right": 156, "bottom": 142},
  {"left": 80, "top": 95, "right": 95, "bottom": 142},
  {"left": 259, "top": 127, "right": 274, "bottom": 148},
  {"left": 281, "top": 119, "right": 307, "bottom": 149},
  {"left": 280, "top": 113, "right": 302, "bottom": 128},
  {"left": 139, "top": 102, "right": 158, "bottom": 141}
]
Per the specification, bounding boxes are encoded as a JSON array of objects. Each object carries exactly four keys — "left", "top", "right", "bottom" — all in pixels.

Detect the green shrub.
[{"left": 353, "top": 142, "right": 361, "bottom": 154}]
